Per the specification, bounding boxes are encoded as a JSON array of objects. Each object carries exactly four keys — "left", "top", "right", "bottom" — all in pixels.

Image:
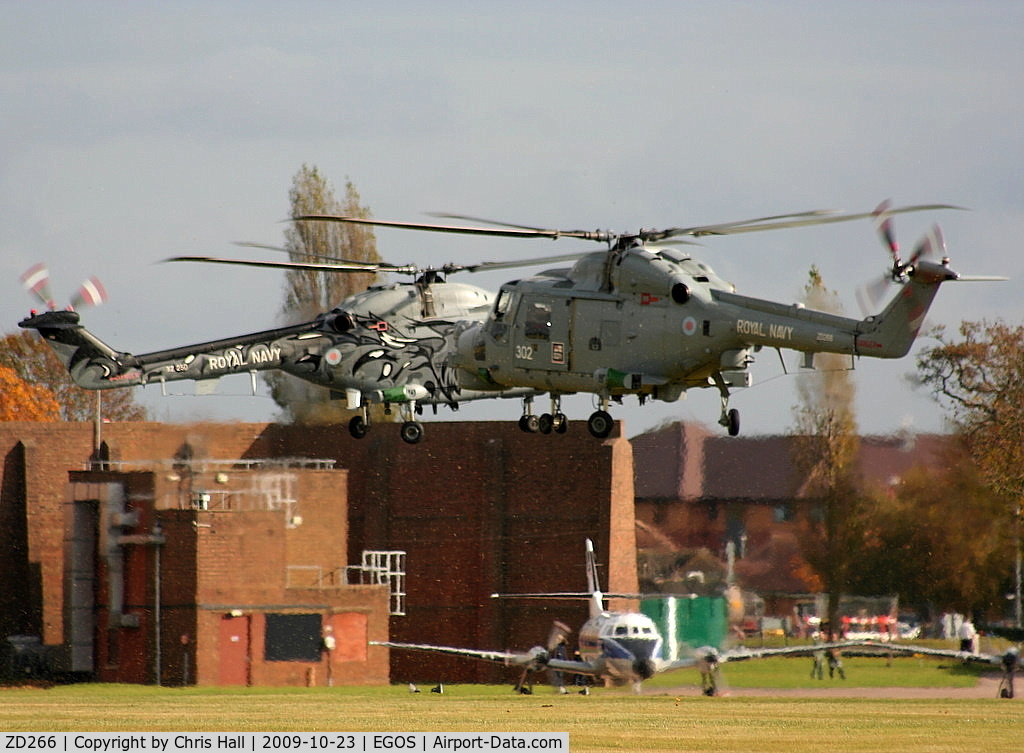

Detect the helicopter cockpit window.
[
  {"left": 524, "top": 302, "right": 552, "bottom": 341},
  {"left": 494, "top": 289, "right": 515, "bottom": 320}
]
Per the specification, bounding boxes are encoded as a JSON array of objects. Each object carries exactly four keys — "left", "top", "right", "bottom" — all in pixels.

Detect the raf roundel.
[
  {"left": 325, "top": 348, "right": 343, "bottom": 367},
  {"left": 682, "top": 316, "right": 698, "bottom": 336}
]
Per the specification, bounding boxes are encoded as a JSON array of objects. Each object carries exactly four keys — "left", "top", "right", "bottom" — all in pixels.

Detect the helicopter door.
[
  {"left": 569, "top": 298, "right": 623, "bottom": 375},
  {"left": 511, "top": 298, "right": 569, "bottom": 373}
]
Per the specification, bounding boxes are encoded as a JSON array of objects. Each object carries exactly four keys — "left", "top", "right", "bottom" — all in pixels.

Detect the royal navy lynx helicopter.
[
  {"left": 20, "top": 201, "right": 992, "bottom": 443},
  {"left": 294, "top": 200, "right": 999, "bottom": 438},
  {"left": 17, "top": 249, "right": 584, "bottom": 444}
]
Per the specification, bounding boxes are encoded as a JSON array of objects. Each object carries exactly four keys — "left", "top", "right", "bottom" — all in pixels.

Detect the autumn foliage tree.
[
  {"left": 0, "top": 331, "right": 147, "bottom": 422},
  {"left": 915, "top": 319, "right": 1024, "bottom": 624},
  {"left": 0, "top": 364, "right": 60, "bottom": 421}
]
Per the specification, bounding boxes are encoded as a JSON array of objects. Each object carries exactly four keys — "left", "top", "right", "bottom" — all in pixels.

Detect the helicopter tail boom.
[{"left": 19, "top": 309, "right": 324, "bottom": 391}]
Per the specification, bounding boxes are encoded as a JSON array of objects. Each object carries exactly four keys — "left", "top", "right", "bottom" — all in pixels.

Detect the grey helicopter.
[
  {"left": 291, "top": 200, "right": 1001, "bottom": 439},
  {"left": 17, "top": 250, "right": 582, "bottom": 444},
  {"left": 19, "top": 201, "right": 996, "bottom": 443}
]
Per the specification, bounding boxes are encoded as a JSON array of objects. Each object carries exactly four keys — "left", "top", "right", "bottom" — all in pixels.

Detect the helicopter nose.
[{"left": 633, "top": 658, "right": 657, "bottom": 680}]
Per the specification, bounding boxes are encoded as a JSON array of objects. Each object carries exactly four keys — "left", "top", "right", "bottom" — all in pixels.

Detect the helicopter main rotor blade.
[
  {"left": 163, "top": 255, "right": 418, "bottom": 275},
  {"left": 293, "top": 214, "right": 611, "bottom": 242},
  {"left": 165, "top": 251, "right": 592, "bottom": 278},
  {"left": 425, "top": 212, "right": 604, "bottom": 236},
  {"left": 651, "top": 203, "right": 965, "bottom": 241},
  {"left": 449, "top": 251, "right": 591, "bottom": 274},
  {"left": 302, "top": 203, "right": 962, "bottom": 248},
  {"left": 232, "top": 241, "right": 397, "bottom": 267}
]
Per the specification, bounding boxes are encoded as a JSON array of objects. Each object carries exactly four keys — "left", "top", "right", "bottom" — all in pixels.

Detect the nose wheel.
[
  {"left": 587, "top": 410, "right": 614, "bottom": 438},
  {"left": 400, "top": 420, "right": 424, "bottom": 444},
  {"left": 586, "top": 395, "right": 615, "bottom": 439}
]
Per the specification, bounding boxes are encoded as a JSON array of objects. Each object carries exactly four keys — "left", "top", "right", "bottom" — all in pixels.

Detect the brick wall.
[{"left": 0, "top": 419, "right": 636, "bottom": 686}]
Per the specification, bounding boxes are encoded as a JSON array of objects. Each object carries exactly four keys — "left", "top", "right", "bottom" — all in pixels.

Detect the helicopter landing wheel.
[
  {"left": 587, "top": 410, "right": 614, "bottom": 439},
  {"left": 538, "top": 413, "right": 554, "bottom": 434},
  {"left": 726, "top": 408, "right": 740, "bottom": 437},
  {"left": 348, "top": 415, "right": 370, "bottom": 439},
  {"left": 553, "top": 413, "right": 568, "bottom": 434},
  {"left": 519, "top": 414, "right": 540, "bottom": 433},
  {"left": 400, "top": 420, "right": 424, "bottom": 444}
]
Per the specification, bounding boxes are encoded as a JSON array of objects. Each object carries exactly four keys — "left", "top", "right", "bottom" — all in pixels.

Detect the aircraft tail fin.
[
  {"left": 855, "top": 226, "right": 958, "bottom": 359},
  {"left": 19, "top": 309, "right": 141, "bottom": 389},
  {"left": 584, "top": 538, "right": 605, "bottom": 618}
]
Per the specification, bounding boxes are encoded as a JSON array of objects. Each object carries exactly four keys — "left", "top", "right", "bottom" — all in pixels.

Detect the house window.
[{"left": 773, "top": 504, "right": 795, "bottom": 523}]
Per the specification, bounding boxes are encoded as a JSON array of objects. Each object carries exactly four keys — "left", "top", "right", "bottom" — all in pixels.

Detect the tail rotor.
[
  {"left": 855, "top": 200, "right": 945, "bottom": 315},
  {"left": 20, "top": 263, "right": 108, "bottom": 312}
]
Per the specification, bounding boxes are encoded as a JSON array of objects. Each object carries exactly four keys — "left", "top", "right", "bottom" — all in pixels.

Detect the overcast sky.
[{"left": 3, "top": 1, "right": 1022, "bottom": 438}]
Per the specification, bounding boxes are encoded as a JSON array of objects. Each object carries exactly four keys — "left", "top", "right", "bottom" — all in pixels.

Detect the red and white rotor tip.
[
  {"left": 20, "top": 262, "right": 56, "bottom": 309},
  {"left": 71, "top": 276, "right": 109, "bottom": 309},
  {"left": 20, "top": 263, "right": 108, "bottom": 311}
]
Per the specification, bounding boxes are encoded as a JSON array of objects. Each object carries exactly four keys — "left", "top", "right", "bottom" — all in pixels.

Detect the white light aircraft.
[{"left": 373, "top": 539, "right": 859, "bottom": 695}]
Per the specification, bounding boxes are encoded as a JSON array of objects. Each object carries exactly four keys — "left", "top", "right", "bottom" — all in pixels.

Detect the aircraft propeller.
[{"left": 511, "top": 620, "right": 572, "bottom": 695}]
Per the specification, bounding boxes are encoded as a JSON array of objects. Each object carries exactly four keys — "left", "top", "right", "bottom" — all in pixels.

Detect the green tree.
[
  {"left": 849, "top": 441, "right": 1013, "bottom": 619},
  {"left": 916, "top": 319, "right": 1024, "bottom": 624},
  {"left": 265, "top": 165, "right": 382, "bottom": 423},
  {"left": 0, "top": 331, "right": 147, "bottom": 421},
  {"left": 790, "top": 266, "right": 865, "bottom": 637}
]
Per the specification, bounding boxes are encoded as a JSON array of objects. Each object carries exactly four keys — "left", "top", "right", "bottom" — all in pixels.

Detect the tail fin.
[
  {"left": 584, "top": 538, "right": 604, "bottom": 618},
  {"left": 855, "top": 258, "right": 956, "bottom": 359},
  {"left": 19, "top": 310, "right": 141, "bottom": 389}
]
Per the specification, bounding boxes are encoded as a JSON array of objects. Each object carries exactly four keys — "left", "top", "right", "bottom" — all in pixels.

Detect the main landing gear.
[
  {"left": 518, "top": 396, "right": 568, "bottom": 435},
  {"left": 347, "top": 402, "right": 425, "bottom": 445},
  {"left": 517, "top": 396, "right": 619, "bottom": 439},
  {"left": 713, "top": 371, "right": 741, "bottom": 436}
]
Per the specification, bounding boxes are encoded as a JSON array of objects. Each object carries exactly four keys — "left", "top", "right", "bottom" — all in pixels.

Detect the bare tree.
[
  {"left": 266, "top": 165, "right": 382, "bottom": 423},
  {"left": 790, "top": 266, "right": 864, "bottom": 637}
]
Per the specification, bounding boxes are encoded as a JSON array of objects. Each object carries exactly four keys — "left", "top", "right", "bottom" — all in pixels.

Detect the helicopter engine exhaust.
[{"left": 320, "top": 311, "right": 355, "bottom": 333}]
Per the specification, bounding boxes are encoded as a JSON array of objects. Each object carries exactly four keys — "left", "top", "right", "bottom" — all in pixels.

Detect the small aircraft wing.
[
  {"left": 858, "top": 640, "right": 1005, "bottom": 666},
  {"left": 370, "top": 641, "right": 598, "bottom": 676},
  {"left": 656, "top": 640, "right": 864, "bottom": 674},
  {"left": 370, "top": 641, "right": 526, "bottom": 665},
  {"left": 716, "top": 640, "right": 866, "bottom": 664},
  {"left": 543, "top": 657, "right": 601, "bottom": 677}
]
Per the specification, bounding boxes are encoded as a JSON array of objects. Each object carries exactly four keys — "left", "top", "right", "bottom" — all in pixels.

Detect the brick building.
[
  {"left": 631, "top": 421, "right": 949, "bottom": 613},
  {"left": 0, "top": 420, "right": 636, "bottom": 686}
]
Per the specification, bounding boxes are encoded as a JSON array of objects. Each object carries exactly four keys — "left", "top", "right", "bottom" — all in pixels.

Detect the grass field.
[{"left": 0, "top": 656, "right": 1020, "bottom": 752}]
